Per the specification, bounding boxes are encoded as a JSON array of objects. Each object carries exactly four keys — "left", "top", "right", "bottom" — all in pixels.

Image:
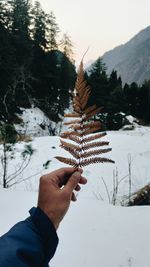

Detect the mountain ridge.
[{"left": 101, "top": 26, "right": 150, "bottom": 85}]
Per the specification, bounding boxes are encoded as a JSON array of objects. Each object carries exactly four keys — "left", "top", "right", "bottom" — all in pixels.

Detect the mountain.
[
  {"left": 102, "top": 26, "right": 150, "bottom": 85},
  {"left": 84, "top": 59, "right": 95, "bottom": 69}
]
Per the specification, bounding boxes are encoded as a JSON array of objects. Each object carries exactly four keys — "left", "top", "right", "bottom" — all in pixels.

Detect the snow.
[
  {"left": 15, "top": 107, "right": 51, "bottom": 136},
  {"left": 52, "top": 202, "right": 150, "bottom": 267},
  {"left": 0, "top": 126, "right": 150, "bottom": 266},
  {"left": 14, "top": 107, "right": 62, "bottom": 137},
  {"left": 126, "top": 115, "right": 138, "bottom": 124}
]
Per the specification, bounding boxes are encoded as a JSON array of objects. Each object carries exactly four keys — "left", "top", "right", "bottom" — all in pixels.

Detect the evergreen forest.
[
  {"left": 0, "top": 0, "right": 150, "bottom": 132},
  {"left": 0, "top": 0, "right": 76, "bottom": 124}
]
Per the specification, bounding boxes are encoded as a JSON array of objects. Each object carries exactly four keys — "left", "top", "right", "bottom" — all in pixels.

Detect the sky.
[{"left": 38, "top": 0, "right": 150, "bottom": 64}]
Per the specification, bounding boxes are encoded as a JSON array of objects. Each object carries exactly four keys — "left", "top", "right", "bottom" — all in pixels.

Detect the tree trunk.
[{"left": 3, "top": 143, "right": 7, "bottom": 188}]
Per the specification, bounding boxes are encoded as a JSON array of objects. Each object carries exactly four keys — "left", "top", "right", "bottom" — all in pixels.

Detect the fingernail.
[
  {"left": 72, "top": 171, "right": 81, "bottom": 179},
  {"left": 77, "top": 168, "right": 83, "bottom": 173}
]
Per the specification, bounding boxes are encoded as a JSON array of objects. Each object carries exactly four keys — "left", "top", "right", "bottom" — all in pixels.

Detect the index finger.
[
  {"left": 48, "top": 167, "right": 83, "bottom": 187},
  {"left": 51, "top": 167, "right": 82, "bottom": 177}
]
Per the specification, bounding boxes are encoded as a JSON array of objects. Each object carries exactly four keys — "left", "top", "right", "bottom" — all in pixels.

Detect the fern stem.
[{"left": 79, "top": 113, "right": 84, "bottom": 167}]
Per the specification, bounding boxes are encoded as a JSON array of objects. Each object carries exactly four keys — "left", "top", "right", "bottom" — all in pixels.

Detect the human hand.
[{"left": 38, "top": 167, "right": 87, "bottom": 230}]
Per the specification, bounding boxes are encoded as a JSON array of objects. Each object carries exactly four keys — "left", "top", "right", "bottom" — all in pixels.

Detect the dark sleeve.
[{"left": 0, "top": 207, "right": 59, "bottom": 267}]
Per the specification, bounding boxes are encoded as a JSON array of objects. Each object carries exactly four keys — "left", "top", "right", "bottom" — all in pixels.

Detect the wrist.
[{"left": 37, "top": 206, "right": 59, "bottom": 230}]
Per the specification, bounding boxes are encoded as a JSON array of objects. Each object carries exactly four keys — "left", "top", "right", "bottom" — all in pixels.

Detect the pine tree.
[
  {"left": 109, "top": 70, "right": 122, "bottom": 88},
  {"left": 32, "top": 1, "right": 47, "bottom": 49},
  {"left": 11, "top": 0, "right": 31, "bottom": 40},
  {"left": 60, "top": 33, "right": 74, "bottom": 63},
  {"left": 138, "top": 81, "right": 150, "bottom": 122},
  {"left": 109, "top": 86, "right": 127, "bottom": 113},
  {"left": 0, "top": 2, "right": 16, "bottom": 120},
  {"left": 46, "top": 11, "right": 59, "bottom": 50},
  {"left": 88, "top": 58, "right": 108, "bottom": 108},
  {"left": 124, "top": 82, "right": 139, "bottom": 116},
  {"left": 0, "top": 0, "right": 12, "bottom": 29},
  {"left": 8, "top": 0, "right": 32, "bottom": 67},
  {"left": 0, "top": 1, "right": 6, "bottom": 27},
  {"left": 106, "top": 70, "right": 126, "bottom": 113},
  {"left": 59, "top": 53, "right": 76, "bottom": 114},
  {"left": 89, "top": 58, "right": 106, "bottom": 77},
  {"left": 57, "top": 33, "right": 76, "bottom": 114}
]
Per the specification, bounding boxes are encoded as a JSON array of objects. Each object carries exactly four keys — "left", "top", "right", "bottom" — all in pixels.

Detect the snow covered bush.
[{"left": 0, "top": 124, "right": 35, "bottom": 188}]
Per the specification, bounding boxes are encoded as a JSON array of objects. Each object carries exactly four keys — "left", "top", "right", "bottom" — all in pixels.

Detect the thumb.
[{"left": 64, "top": 171, "right": 81, "bottom": 194}]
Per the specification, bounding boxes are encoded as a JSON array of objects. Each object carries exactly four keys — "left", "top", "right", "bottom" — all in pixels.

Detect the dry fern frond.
[
  {"left": 55, "top": 61, "right": 114, "bottom": 168},
  {"left": 80, "top": 157, "right": 114, "bottom": 167},
  {"left": 69, "top": 121, "right": 101, "bottom": 131},
  {"left": 55, "top": 156, "right": 78, "bottom": 167},
  {"left": 85, "top": 107, "right": 103, "bottom": 120},
  {"left": 64, "top": 119, "right": 81, "bottom": 125},
  {"left": 84, "top": 104, "right": 97, "bottom": 114},
  {"left": 82, "top": 132, "right": 107, "bottom": 143},
  {"left": 60, "top": 139, "right": 81, "bottom": 152},
  {"left": 82, "top": 141, "right": 110, "bottom": 151},
  {"left": 64, "top": 113, "right": 81, "bottom": 118},
  {"left": 82, "top": 125, "right": 101, "bottom": 135},
  {"left": 60, "top": 145, "right": 80, "bottom": 159},
  {"left": 61, "top": 135, "right": 81, "bottom": 144},
  {"left": 80, "top": 148, "right": 112, "bottom": 158}
]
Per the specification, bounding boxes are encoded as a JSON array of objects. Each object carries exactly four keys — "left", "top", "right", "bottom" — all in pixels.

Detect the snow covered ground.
[
  {"left": 14, "top": 107, "right": 62, "bottom": 137},
  {"left": 0, "top": 126, "right": 150, "bottom": 266}
]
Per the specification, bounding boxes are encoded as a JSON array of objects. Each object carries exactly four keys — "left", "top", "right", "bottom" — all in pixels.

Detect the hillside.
[
  {"left": 14, "top": 107, "right": 62, "bottom": 137},
  {"left": 0, "top": 128, "right": 150, "bottom": 266},
  {"left": 102, "top": 26, "right": 150, "bottom": 85}
]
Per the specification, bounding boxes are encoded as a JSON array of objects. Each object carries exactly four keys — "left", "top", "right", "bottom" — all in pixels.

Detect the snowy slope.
[
  {"left": 2, "top": 127, "right": 149, "bottom": 199},
  {"left": 0, "top": 127, "right": 150, "bottom": 266},
  {"left": 15, "top": 107, "right": 62, "bottom": 137},
  {"left": 0, "top": 190, "right": 150, "bottom": 267},
  {"left": 52, "top": 202, "right": 150, "bottom": 267}
]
